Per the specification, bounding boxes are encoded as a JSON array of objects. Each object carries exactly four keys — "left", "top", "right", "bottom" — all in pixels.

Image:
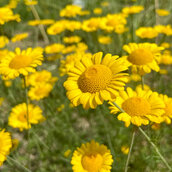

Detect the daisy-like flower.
[
  {"left": 109, "top": 87, "right": 165, "bottom": 127},
  {"left": 93, "top": 8, "right": 102, "bottom": 15},
  {"left": 0, "top": 47, "right": 43, "bottom": 79},
  {"left": 98, "top": 36, "right": 112, "bottom": 44},
  {"left": 160, "top": 94, "right": 172, "bottom": 124},
  {"left": 64, "top": 52, "right": 129, "bottom": 109},
  {"left": 28, "top": 83, "right": 53, "bottom": 100},
  {"left": 24, "top": 0, "right": 38, "bottom": 6},
  {"left": 27, "top": 70, "right": 58, "bottom": 86},
  {"left": 45, "top": 43, "right": 65, "bottom": 54},
  {"left": 0, "top": 129, "right": 12, "bottom": 166},
  {"left": 160, "top": 50, "right": 172, "bottom": 65},
  {"left": 121, "top": 145, "right": 129, "bottom": 155},
  {"left": 11, "top": 33, "right": 29, "bottom": 42},
  {"left": 123, "top": 43, "right": 164, "bottom": 75},
  {"left": 156, "top": 9, "right": 170, "bottom": 16},
  {"left": 122, "top": 5, "right": 144, "bottom": 15},
  {"left": 63, "top": 36, "right": 81, "bottom": 44},
  {"left": 8, "top": 103, "right": 45, "bottom": 131},
  {"left": 71, "top": 140, "right": 113, "bottom": 172},
  {"left": 0, "top": 36, "right": 9, "bottom": 48}
]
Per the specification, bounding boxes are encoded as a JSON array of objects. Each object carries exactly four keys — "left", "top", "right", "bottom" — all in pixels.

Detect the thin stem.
[
  {"left": 7, "top": 156, "right": 31, "bottom": 172},
  {"left": 139, "top": 127, "right": 172, "bottom": 171},
  {"left": 28, "top": 2, "right": 49, "bottom": 44},
  {"left": 23, "top": 76, "right": 30, "bottom": 169},
  {"left": 125, "top": 131, "right": 136, "bottom": 172},
  {"left": 112, "top": 102, "right": 172, "bottom": 171}
]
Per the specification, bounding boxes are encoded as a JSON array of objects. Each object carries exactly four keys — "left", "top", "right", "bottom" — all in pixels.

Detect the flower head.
[
  {"left": 0, "top": 36, "right": 9, "bottom": 48},
  {"left": 109, "top": 87, "right": 165, "bottom": 127},
  {"left": 71, "top": 140, "right": 113, "bottom": 172},
  {"left": 11, "top": 33, "right": 29, "bottom": 42},
  {"left": 122, "top": 5, "right": 144, "bottom": 15},
  {"left": 0, "top": 130, "right": 12, "bottom": 166},
  {"left": 64, "top": 52, "right": 129, "bottom": 109},
  {"left": 123, "top": 43, "right": 163, "bottom": 75},
  {"left": 0, "top": 47, "right": 43, "bottom": 79},
  {"left": 8, "top": 103, "right": 45, "bottom": 131},
  {"left": 136, "top": 27, "right": 158, "bottom": 39},
  {"left": 156, "top": 9, "right": 170, "bottom": 16}
]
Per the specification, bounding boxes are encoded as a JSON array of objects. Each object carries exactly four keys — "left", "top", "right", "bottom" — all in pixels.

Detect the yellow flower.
[
  {"left": 154, "top": 25, "right": 172, "bottom": 36},
  {"left": 64, "top": 52, "right": 129, "bottom": 109},
  {"left": 159, "top": 69, "right": 168, "bottom": 75},
  {"left": 4, "top": 80, "right": 12, "bottom": 87},
  {"left": 27, "top": 70, "right": 58, "bottom": 86},
  {"left": 0, "top": 129, "right": 12, "bottom": 166},
  {"left": 151, "top": 123, "right": 160, "bottom": 130},
  {"left": 93, "top": 8, "right": 102, "bottom": 15},
  {"left": 160, "top": 50, "right": 172, "bottom": 65},
  {"left": 0, "top": 47, "right": 43, "bottom": 79},
  {"left": 64, "top": 149, "right": 72, "bottom": 158},
  {"left": 0, "top": 97, "right": 4, "bottom": 106},
  {"left": 75, "top": 42, "right": 88, "bottom": 53},
  {"left": 0, "top": 7, "right": 20, "bottom": 25},
  {"left": 136, "top": 27, "right": 158, "bottom": 39},
  {"left": 160, "top": 94, "right": 172, "bottom": 124},
  {"left": 57, "top": 104, "right": 65, "bottom": 112},
  {"left": 24, "top": 0, "right": 38, "bottom": 6},
  {"left": 45, "top": 43, "right": 65, "bottom": 54},
  {"left": 62, "top": 45, "right": 76, "bottom": 54},
  {"left": 5, "top": 0, "right": 20, "bottom": 9},
  {"left": 0, "top": 49, "right": 9, "bottom": 63},
  {"left": 59, "top": 52, "right": 92, "bottom": 76},
  {"left": 121, "top": 146, "right": 129, "bottom": 155},
  {"left": 136, "top": 84, "right": 150, "bottom": 91},
  {"left": 101, "top": 1, "right": 109, "bottom": 7},
  {"left": 100, "top": 14, "right": 127, "bottom": 33},
  {"left": 122, "top": 5, "right": 144, "bottom": 15},
  {"left": 109, "top": 87, "right": 165, "bottom": 127},
  {"left": 28, "top": 19, "right": 54, "bottom": 26},
  {"left": 156, "top": 9, "right": 170, "bottom": 16},
  {"left": 8, "top": 103, "right": 45, "bottom": 131},
  {"left": 98, "top": 36, "right": 112, "bottom": 44},
  {"left": 82, "top": 17, "right": 101, "bottom": 32},
  {"left": 65, "top": 20, "right": 81, "bottom": 32},
  {"left": 60, "top": 5, "right": 82, "bottom": 18},
  {"left": 71, "top": 140, "right": 113, "bottom": 172},
  {"left": 28, "top": 19, "right": 40, "bottom": 26},
  {"left": 0, "top": 36, "right": 9, "bottom": 48},
  {"left": 123, "top": 43, "right": 163, "bottom": 75},
  {"left": 160, "top": 42, "right": 170, "bottom": 49},
  {"left": 129, "top": 73, "right": 141, "bottom": 82},
  {"left": 63, "top": 36, "right": 81, "bottom": 44},
  {"left": 28, "top": 83, "right": 53, "bottom": 100},
  {"left": 79, "top": 10, "right": 90, "bottom": 16},
  {"left": 11, "top": 33, "right": 29, "bottom": 42}
]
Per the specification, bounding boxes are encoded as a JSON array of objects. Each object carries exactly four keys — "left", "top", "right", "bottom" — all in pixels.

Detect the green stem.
[
  {"left": 112, "top": 102, "right": 172, "bottom": 171},
  {"left": 124, "top": 131, "right": 136, "bottom": 172},
  {"left": 7, "top": 156, "right": 31, "bottom": 172}
]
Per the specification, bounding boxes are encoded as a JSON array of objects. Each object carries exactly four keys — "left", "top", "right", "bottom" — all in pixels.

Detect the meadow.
[{"left": 0, "top": 0, "right": 172, "bottom": 171}]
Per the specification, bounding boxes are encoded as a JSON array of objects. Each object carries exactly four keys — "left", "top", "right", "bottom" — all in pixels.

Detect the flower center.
[
  {"left": 78, "top": 64, "right": 112, "bottom": 93},
  {"left": 128, "top": 48, "right": 154, "bottom": 65},
  {"left": 82, "top": 153, "right": 103, "bottom": 172},
  {"left": 9, "top": 55, "right": 33, "bottom": 69},
  {"left": 18, "top": 112, "right": 28, "bottom": 122},
  {"left": 122, "top": 97, "right": 151, "bottom": 116}
]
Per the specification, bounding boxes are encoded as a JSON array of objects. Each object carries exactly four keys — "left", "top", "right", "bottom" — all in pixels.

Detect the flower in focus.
[
  {"left": 0, "top": 7, "right": 20, "bottom": 24},
  {"left": 136, "top": 27, "right": 158, "bottom": 39},
  {"left": 160, "top": 94, "right": 172, "bottom": 124},
  {"left": 71, "top": 140, "right": 113, "bottom": 172},
  {"left": 45, "top": 43, "right": 65, "bottom": 54},
  {"left": 98, "top": 36, "right": 112, "bottom": 44},
  {"left": 0, "top": 129, "right": 12, "bottom": 166},
  {"left": 64, "top": 52, "right": 129, "bottom": 109},
  {"left": 63, "top": 36, "right": 81, "bottom": 44},
  {"left": 123, "top": 43, "right": 163, "bottom": 75},
  {"left": 11, "top": 33, "right": 29, "bottom": 42},
  {"left": 8, "top": 103, "right": 45, "bottom": 131},
  {"left": 0, "top": 36, "right": 9, "bottom": 48},
  {"left": 93, "top": 8, "right": 102, "bottom": 15},
  {"left": 122, "top": 5, "right": 144, "bottom": 15},
  {"left": 0, "top": 47, "right": 43, "bottom": 79},
  {"left": 109, "top": 87, "right": 165, "bottom": 127},
  {"left": 121, "top": 146, "right": 129, "bottom": 155},
  {"left": 156, "top": 9, "right": 170, "bottom": 16},
  {"left": 28, "top": 83, "right": 53, "bottom": 100}
]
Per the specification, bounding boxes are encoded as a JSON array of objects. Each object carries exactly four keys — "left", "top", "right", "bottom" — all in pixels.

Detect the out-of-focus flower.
[
  {"left": 0, "top": 36, "right": 9, "bottom": 48},
  {"left": 63, "top": 36, "right": 81, "bottom": 44},
  {"left": 57, "top": 104, "right": 65, "bottom": 112},
  {"left": 93, "top": 8, "right": 102, "bottom": 15},
  {"left": 156, "top": 9, "right": 170, "bottom": 16},
  {"left": 64, "top": 149, "right": 71, "bottom": 158},
  {"left": 154, "top": 25, "right": 172, "bottom": 36},
  {"left": 151, "top": 123, "right": 160, "bottom": 130},
  {"left": 121, "top": 146, "right": 129, "bottom": 155},
  {"left": 136, "top": 27, "right": 158, "bottom": 39},
  {"left": 98, "top": 36, "right": 112, "bottom": 44},
  {"left": 24, "top": 0, "right": 38, "bottom": 6},
  {"left": 0, "top": 97, "right": 4, "bottom": 106},
  {"left": 101, "top": 1, "right": 109, "bottom": 7},
  {"left": 122, "top": 5, "right": 144, "bottom": 15},
  {"left": 28, "top": 19, "right": 55, "bottom": 26},
  {"left": 11, "top": 33, "right": 29, "bottom": 42},
  {"left": 160, "top": 42, "right": 170, "bottom": 49},
  {"left": 160, "top": 50, "right": 172, "bottom": 65},
  {"left": 45, "top": 43, "right": 65, "bottom": 54},
  {"left": 159, "top": 69, "right": 168, "bottom": 75}
]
